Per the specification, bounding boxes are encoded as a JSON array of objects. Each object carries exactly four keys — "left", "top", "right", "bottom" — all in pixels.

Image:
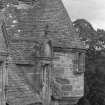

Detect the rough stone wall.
[
  {"left": 0, "top": 6, "right": 43, "bottom": 105},
  {"left": 0, "top": 0, "right": 85, "bottom": 105},
  {"left": 6, "top": 62, "right": 42, "bottom": 105}
]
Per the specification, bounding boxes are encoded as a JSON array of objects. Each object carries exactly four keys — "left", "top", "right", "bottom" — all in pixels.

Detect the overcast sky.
[{"left": 62, "top": 0, "right": 105, "bottom": 30}]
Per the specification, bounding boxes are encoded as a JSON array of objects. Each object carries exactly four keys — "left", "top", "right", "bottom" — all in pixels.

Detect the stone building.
[{"left": 0, "top": 0, "right": 86, "bottom": 105}]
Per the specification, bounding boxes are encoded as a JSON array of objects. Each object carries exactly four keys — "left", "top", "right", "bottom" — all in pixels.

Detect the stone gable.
[{"left": 1, "top": 0, "right": 85, "bottom": 63}]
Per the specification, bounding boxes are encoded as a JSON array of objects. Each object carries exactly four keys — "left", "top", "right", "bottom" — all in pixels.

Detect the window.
[
  {"left": 42, "top": 64, "right": 50, "bottom": 86},
  {"left": 42, "top": 64, "right": 51, "bottom": 100},
  {"left": 73, "top": 52, "right": 85, "bottom": 74},
  {"left": 44, "top": 42, "right": 52, "bottom": 57},
  {"left": 41, "top": 41, "right": 52, "bottom": 58}
]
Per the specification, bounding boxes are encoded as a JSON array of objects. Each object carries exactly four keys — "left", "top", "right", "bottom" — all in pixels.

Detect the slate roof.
[
  {"left": 38, "top": 0, "right": 84, "bottom": 49},
  {"left": 1, "top": 0, "right": 85, "bottom": 63}
]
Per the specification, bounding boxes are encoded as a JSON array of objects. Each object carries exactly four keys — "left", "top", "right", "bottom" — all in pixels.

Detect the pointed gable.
[
  {"left": 2, "top": 0, "right": 85, "bottom": 63},
  {"left": 35, "top": 0, "right": 84, "bottom": 49}
]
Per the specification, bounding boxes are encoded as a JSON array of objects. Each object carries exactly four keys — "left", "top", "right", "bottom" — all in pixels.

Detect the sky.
[{"left": 62, "top": 0, "right": 105, "bottom": 30}]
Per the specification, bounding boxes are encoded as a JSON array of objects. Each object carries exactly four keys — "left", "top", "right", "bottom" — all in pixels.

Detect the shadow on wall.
[
  {"left": 76, "top": 97, "right": 90, "bottom": 105},
  {"left": 6, "top": 103, "right": 9, "bottom": 105},
  {"left": 6, "top": 102, "right": 43, "bottom": 105}
]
